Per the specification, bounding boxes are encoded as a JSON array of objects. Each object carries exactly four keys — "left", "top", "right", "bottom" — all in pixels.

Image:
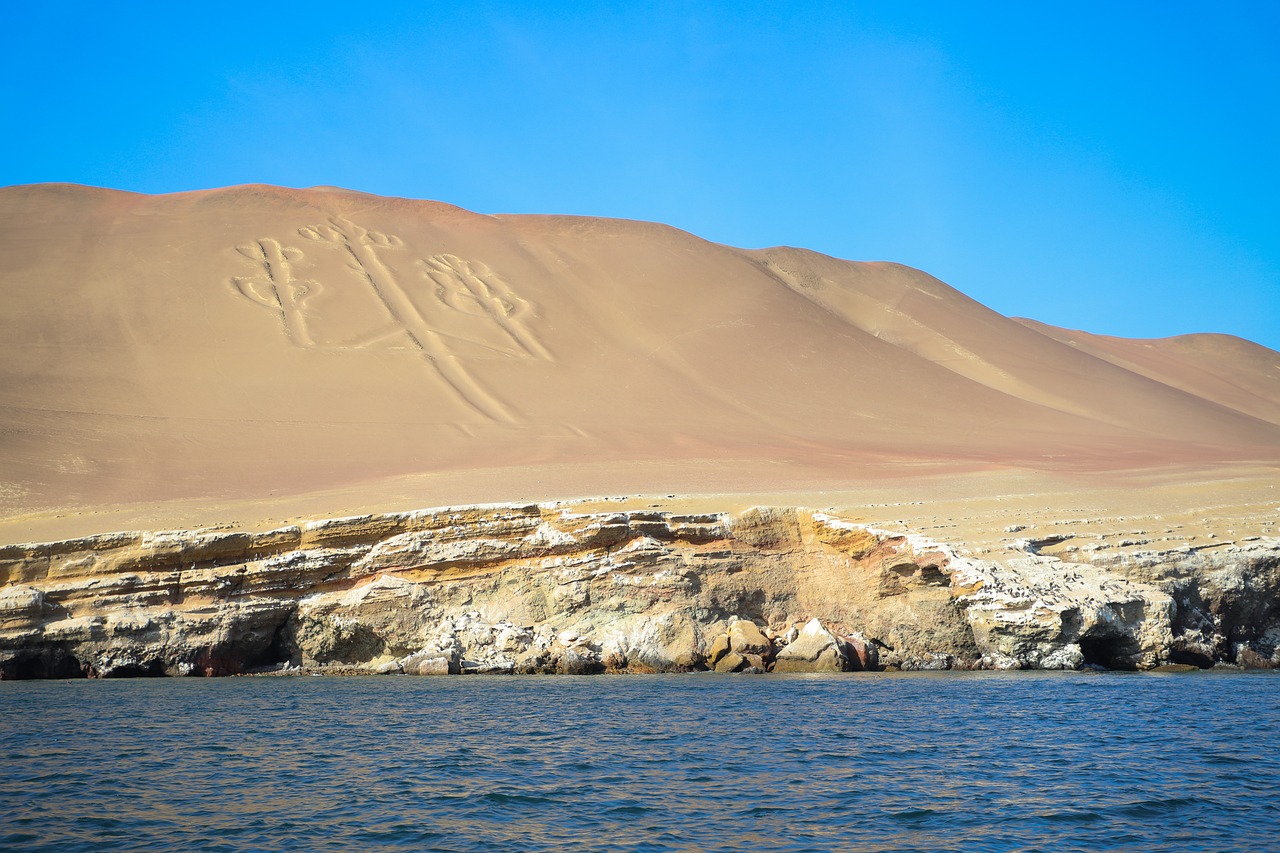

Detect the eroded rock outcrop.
[
  {"left": 1, "top": 502, "right": 1277, "bottom": 678},
  {"left": 772, "top": 618, "right": 847, "bottom": 672}
]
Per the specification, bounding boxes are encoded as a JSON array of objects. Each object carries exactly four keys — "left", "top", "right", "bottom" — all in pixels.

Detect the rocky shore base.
[{"left": 2, "top": 502, "right": 1278, "bottom": 679}]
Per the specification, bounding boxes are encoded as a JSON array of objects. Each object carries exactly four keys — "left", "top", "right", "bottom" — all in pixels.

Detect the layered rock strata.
[{"left": 1, "top": 503, "right": 1276, "bottom": 678}]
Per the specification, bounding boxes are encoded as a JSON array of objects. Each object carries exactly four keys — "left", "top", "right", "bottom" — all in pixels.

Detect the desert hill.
[
  {"left": 1, "top": 183, "right": 1277, "bottom": 537},
  {"left": 1014, "top": 318, "right": 1280, "bottom": 428}
]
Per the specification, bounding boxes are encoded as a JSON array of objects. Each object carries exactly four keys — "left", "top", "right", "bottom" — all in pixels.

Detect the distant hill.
[{"left": 2, "top": 183, "right": 1277, "bottom": 523}]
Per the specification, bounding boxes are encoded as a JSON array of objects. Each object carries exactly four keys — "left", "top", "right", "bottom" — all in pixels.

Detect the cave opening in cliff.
[
  {"left": 1078, "top": 635, "right": 1136, "bottom": 670},
  {"left": 100, "top": 659, "right": 167, "bottom": 678},
  {"left": 2, "top": 649, "right": 85, "bottom": 680},
  {"left": 1168, "top": 647, "right": 1215, "bottom": 669},
  {"left": 246, "top": 620, "right": 296, "bottom": 670}
]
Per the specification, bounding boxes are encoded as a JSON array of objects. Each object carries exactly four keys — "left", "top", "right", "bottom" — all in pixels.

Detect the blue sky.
[{"left": 4, "top": 2, "right": 1278, "bottom": 349}]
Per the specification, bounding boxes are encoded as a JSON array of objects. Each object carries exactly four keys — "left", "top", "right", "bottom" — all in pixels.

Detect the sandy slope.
[
  {"left": 0, "top": 183, "right": 1277, "bottom": 540},
  {"left": 1015, "top": 318, "right": 1280, "bottom": 428}
]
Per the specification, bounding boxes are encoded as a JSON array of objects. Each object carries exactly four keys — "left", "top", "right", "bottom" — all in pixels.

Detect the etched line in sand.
[
  {"left": 232, "top": 219, "right": 552, "bottom": 423},
  {"left": 418, "top": 253, "right": 553, "bottom": 361},
  {"left": 231, "top": 239, "right": 318, "bottom": 346},
  {"left": 296, "top": 217, "right": 516, "bottom": 422}
]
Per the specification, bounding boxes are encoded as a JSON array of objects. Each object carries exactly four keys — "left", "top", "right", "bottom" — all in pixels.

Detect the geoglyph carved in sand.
[
  {"left": 418, "top": 253, "right": 553, "bottom": 362},
  {"left": 232, "top": 238, "right": 320, "bottom": 347},
  {"left": 231, "top": 217, "right": 551, "bottom": 422}
]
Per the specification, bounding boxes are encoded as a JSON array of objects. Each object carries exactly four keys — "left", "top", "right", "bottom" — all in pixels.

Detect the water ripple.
[{"left": 1, "top": 672, "right": 1278, "bottom": 851}]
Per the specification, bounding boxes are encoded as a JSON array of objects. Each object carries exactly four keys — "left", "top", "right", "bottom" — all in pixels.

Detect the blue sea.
[{"left": 2, "top": 672, "right": 1278, "bottom": 852}]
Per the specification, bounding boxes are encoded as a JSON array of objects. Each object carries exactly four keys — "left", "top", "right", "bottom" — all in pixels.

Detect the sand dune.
[
  {"left": 1, "top": 183, "right": 1277, "bottom": 535},
  {"left": 1015, "top": 318, "right": 1280, "bottom": 428}
]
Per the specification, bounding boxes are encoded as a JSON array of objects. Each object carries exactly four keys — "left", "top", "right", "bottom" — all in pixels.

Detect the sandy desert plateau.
[{"left": 1, "top": 184, "right": 1277, "bottom": 677}]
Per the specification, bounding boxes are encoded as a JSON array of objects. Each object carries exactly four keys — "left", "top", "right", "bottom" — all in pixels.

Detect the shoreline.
[{"left": 3, "top": 495, "right": 1278, "bottom": 680}]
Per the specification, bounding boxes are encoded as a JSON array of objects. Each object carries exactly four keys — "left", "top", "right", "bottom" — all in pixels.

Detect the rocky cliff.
[{"left": 2, "top": 502, "right": 1276, "bottom": 678}]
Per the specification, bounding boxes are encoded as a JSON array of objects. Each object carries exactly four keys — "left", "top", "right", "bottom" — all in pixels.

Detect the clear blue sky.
[{"left": 4, "top": 2, "right": 1278, "bottom": 349}]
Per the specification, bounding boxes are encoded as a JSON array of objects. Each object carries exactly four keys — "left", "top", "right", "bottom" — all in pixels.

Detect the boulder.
[
  {"left": 707, "top": 633, "right": 732, "bottom": 667},
  {"left": 1237, "top": 646, "right": 1277, "bottom": 670},
  {"left": 403, "top": 655, "right": 453, "bottom": 675},
  {"left": 772, "top": 618, "right": 848, "bottom": 672},
  {"left": 841, "top": 633, "right": 879, "bottom": 672},
  {"left": 401, "top": 646, "right": 459, "bottom": 675},
  {"left": 728, "top": 620, "right": 772, "bottom": 657},
  {"left": 672, "top": 650, "right": 704, "bottom": 671},
  {"left": 714, "top": 651, "right": 746, "bottom": 673},
  {"left": 556, "top": 647, "right": 602, "bottom": 674}
]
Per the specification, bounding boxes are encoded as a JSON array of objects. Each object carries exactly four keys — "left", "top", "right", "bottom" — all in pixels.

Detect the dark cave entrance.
[
  {"left": 0, "top": 648, "right": 86, "bottom": 680},
  {"left": 1168, "top": 647, "right": 1215, "bottom": 669},
  {"left": 247, "top": 621, "right": 296, "bottom": 670},
  {"left": 1078, "top": 635, "right": 1137, "bottom": 670},
  {"left": 100, "top": 659, "right": 167, "bottom": 678}
]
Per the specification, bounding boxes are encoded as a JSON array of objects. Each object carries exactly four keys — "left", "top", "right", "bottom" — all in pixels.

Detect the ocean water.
[{"left": 2, "top": 672, "right": 1277, "bottom": 852}]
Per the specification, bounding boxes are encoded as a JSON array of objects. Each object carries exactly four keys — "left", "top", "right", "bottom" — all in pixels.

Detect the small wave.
[
  {"left": 0, "top": 833, "right": 40, "bottom": 846},
  {"left": 479, "top": 791, "right": 557, "bottom": 806},
  {"left": 744, "top": 805, "right": 789, "bottom": 817},
  {"left": 1038, "top": 810, "right": 1104, "bottom": 823},
  {"left": 604, "top": 804, "right": 652, "bottom": 817},
  {"left": 1111, "top": 796, "right": 1203, "bottom": 817}
]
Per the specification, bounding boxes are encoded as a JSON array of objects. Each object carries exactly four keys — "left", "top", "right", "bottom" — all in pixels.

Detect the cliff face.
[{"left": 2, "top": 502, "right": 1276, "bottom": 678}]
